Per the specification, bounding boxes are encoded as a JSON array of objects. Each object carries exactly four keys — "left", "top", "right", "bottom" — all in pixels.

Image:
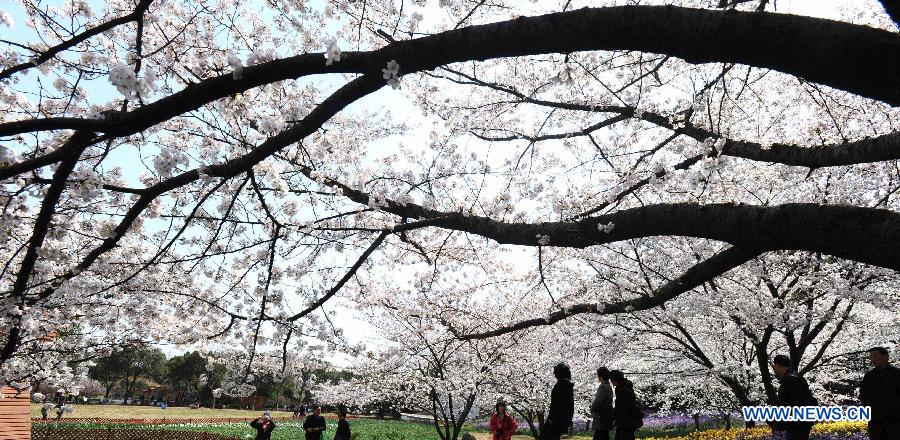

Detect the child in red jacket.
[{"left": 490, "top": 401, "right": 518, "bottom": 440}]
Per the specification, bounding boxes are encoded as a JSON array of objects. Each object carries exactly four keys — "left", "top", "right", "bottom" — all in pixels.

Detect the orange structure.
[{"left": 0, "top": 386, "right": 31, "bottom": 440}]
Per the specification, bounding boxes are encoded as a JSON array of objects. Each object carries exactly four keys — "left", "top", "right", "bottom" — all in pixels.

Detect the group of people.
[
  {"left": 489, "top": 363, "right": 644, "bottom": 440},
  {"left": 488, "top": 347, "right": 900, "bottom": 440},
  {"left": 250, "top": 406, "right": 352, "bottom": 440},
  {"left": 38, "top": 389, "right": 69, "bottom": 421},
  {"left": 758, "top": 348, "right": 900, "bottom": 440},
  {"left": 290, "top": 403, "right": 310, "bottom": 418},
  {"left": 245, "top": 346, "right": 900, "bottom": 440}
]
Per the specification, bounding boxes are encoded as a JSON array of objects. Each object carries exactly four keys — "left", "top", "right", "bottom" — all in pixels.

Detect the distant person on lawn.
[
  {"left": 40, "top": 401, "right": 49, "bottom": 420},
  {"left": 542, "top": 362, "right": 574, "bottom": 440},
  {"left": 335, "top": 410, "right": 352, "bottom": 440},
  {"left": 609, "top": 370, "right": 643, "bottom": 440},
  {"left": 591, "top": 367, "right": 615, "bottom": 440},
  {"left": 250, "top": 411, "right": 276, "bottom": 440},
  {"left": 303, "top": 406, "right": 327, "bottom": 440},
  {"left": 489, "top": 401, "right": 518, "bottom": 440},
  {"left": 771, "top": 354, "right": 817, "bottom": 440},
  {"left": 860, "top": 346, "right": 900, "bottom": 440},
  {"left": 54, "top": 389, "right": 67, "bottom": 421}
]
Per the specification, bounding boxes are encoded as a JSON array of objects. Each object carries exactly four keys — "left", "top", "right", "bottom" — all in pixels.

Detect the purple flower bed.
[
  {"left": 473, "top": 412, "right": 719, "bottom": 434},
  {"left": 641, "top": 412, "right": 716, "bottom": 429}
]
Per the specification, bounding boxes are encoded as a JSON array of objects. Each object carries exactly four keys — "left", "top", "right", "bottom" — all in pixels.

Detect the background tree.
[
  {"left": 166, "top": 351, "right": 207, "bottom": 405},
  {"left": 88, "top": 348, "right": 133, "bottom": 400},
  {"left": 120, "top": 347, "right": 166, "bottom": 404}
]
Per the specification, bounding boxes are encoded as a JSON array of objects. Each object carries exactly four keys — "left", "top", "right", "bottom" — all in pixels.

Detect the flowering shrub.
[{"left": 641, "top": 422, "right": 869, "bottom": 440}]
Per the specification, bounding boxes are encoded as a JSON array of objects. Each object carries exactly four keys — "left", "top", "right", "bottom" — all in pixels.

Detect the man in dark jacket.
[
  {"left": 303, "top": 406, "right": 327, "bottom": 440},
  {"left": 542, "top": 363, "right": 574, "bottom": 440},
  {"left": 249, "top": 411, "right": 276, "bottom": 440},
  {"left": 609, "top": 370, "right": 642, "bottom": 440},
  {"left": 335, "top": 410, "right": 352, "bottom": 440},
  {"left": 771, "top": 355, "right": 816, "bottom": 440},
  {"left": 591, "top": 367, "right": 615, "bottom": 440},
  {"left": 860, "top": 347, "right": 900, "bottom": 440}
]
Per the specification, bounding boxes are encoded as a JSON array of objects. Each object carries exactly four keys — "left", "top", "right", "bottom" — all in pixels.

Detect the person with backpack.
[
  {"left": 542, "top": 363, "right": 575, "bottom": 440},
  {"left": 771, "top": 354, "right": 817, "bottom": 440},
  {"left": 609, "top": 370, "right": 643, "bottom": 440},
  {"left": 489, "top": 401, "right": 518, "bottom": 440}
]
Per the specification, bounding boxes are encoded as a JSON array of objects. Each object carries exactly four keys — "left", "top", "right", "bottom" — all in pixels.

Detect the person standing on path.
[
  {"left": 489, "top": 401, "right": 518, "bottom": 440},
  {"left": 335, "top": 410, "right": 352, "bottom": 440},
  {"left": 860, "top": 346, "right": 900, "bottom": 440},
  {"left": 591, "top": 367, "right": 615, "bottom": 440},
  {"left": 541, "top": 363, "right": 574, "bottom": 440},
  {"left": 771, "top": 355, "right": 817, "bottom": 440},
  {"left": 609, "top": 370, "right": 643, "bottom": 440},
  {"left": 53, "top": 389, "right": 66, "bottom": 421},
  {"left": 249, "top": 411, "right": 276, "bottom": 440},
  {"left": 303, "top": 406, "right": 328, "bottom": 440}
]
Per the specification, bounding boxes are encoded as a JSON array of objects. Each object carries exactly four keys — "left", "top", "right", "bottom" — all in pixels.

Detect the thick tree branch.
[
  {"left": 0, "top": 131, "right": 91, "bottom": 360},
  {"left": 3, "top": 4, "right": 899, "bottom": 142},
  {"left": 296, "top": 159, "right": 900, "bottom": 270},
  {"left": 880, "top": 0, "right": 900, "bottom": 28}
]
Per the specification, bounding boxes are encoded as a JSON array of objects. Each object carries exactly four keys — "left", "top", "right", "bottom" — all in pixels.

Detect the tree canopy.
[{"left": 0, "top": 0, "right": 898, "bottom": 407}]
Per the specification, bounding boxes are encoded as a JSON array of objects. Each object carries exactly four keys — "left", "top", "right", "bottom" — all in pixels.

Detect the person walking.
[
  {"left": 541, "top": 363, "right": 574, "bottom": 440},
  {"left": 53, "top": 389, "right": 66, "bottom": 421},
  {"left": 303, "top": 406, "right": 327, "bottom": 440},
  {"left": 860, "top": 347, "right": 900, "bottom": 440},
  {"left": 249, "top": 411, "right": 276, "bottom": 440},
  {"left": 335, "top": 410, "right": 352, "bottom": 440},
  {"left": 489, "top": 401, "right": 518, "bottom": 440},
  {"left": 770, "top": 354, "right": 817, "bottom": 440},
  {"left": 40, "top": 397, "right": 50, "bottom": 420},
  {"left": 609, "top": 370, "right": 643, "bottom": 440},
  {"left": 591, "top": 367, "right": 615, "bottom": 440}
]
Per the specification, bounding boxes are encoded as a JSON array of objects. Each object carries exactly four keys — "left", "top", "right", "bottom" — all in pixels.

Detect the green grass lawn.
[
  {"left": 169, "top": 419, "right": 442, "bottom": 439},
  {"left": 28, "top": 404, "right": 701, "bottom": 439},
  {"left": 33, "top": 419, "right": 444, "bottom": 440}
]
